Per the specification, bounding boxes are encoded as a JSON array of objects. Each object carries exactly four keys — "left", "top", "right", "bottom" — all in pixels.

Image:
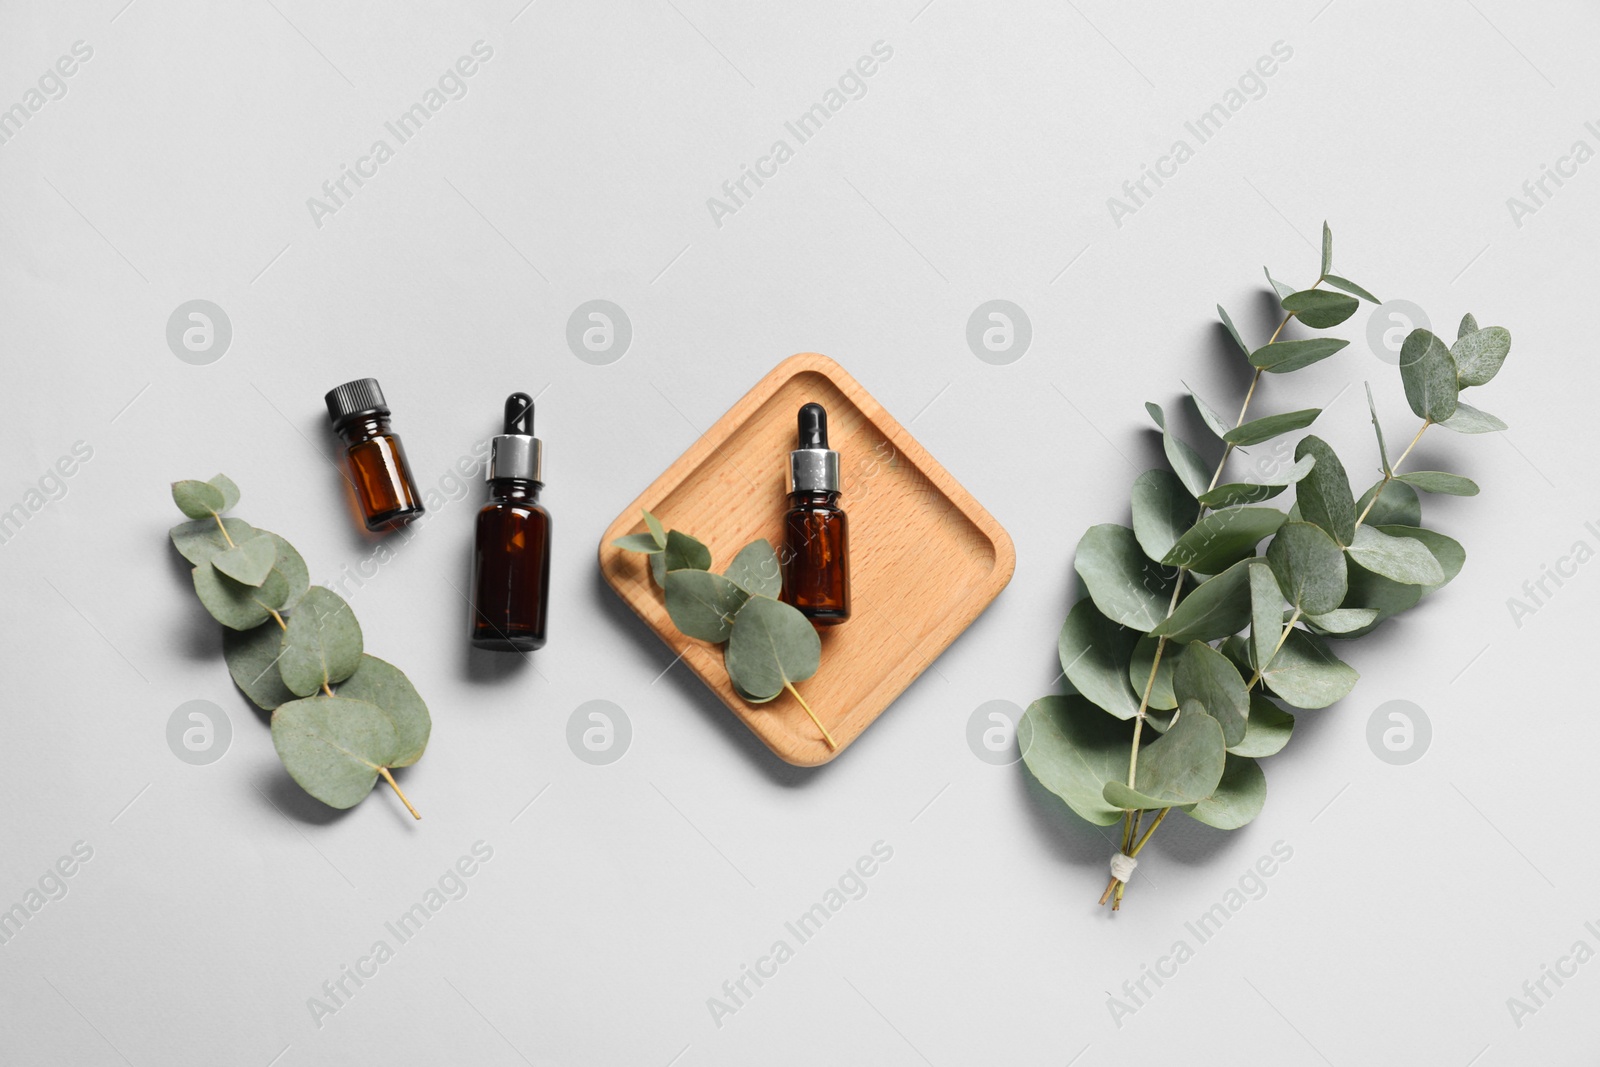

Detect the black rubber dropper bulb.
[
  {"left": 505, "top": 392, "right": 534, "bottom": 436},
  {"left": 798, "top": 402, "right": 827, "bottom": 449}
]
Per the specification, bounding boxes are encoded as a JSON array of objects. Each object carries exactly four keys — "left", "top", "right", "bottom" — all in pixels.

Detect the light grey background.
[{"left": 1, "top": 0, "right": 1595, "bottom": 1063}]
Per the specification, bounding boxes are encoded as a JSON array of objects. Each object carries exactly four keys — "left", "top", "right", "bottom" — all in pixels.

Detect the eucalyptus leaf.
[
  {"left": 1146, "top": 402, "right": 1212, "bottom": 498},
  {"left": 1346, "top": 526, "right": 1445, "bottom": 586},
  {"left": 1282, "top": 290, "right": 1357, "bottom": 329},
  {"left": 212, "top": 533, "right": 277, "bottom": 587},
  {"left": 612, "top": 533, "right": 664, "bottom": 553},
  {"left": 664, "top": 569, "right": 750, "bottom": 643},
  {"left": 723, "top": 539, "right": 782, "bottom": 599},
  {"left": 1059, "top": 597, "right": 1141, "bottom": 720},
  {"left": 1355, "top": 480, "right": 1421, "bottom": 527},
  {"left": 1377, "top": 525, "right": 1465, "bottom": 594},
  {"left": 192, "top": 562, "right": 288, "bottom": 630},
  {"left": 1187, "top": 384, "right": 1235, "bottom": 440},
  {"left": 1324, "top": 275, "right": 1379, "bottom": 303},
  {"left": 1163, "top": 507, "right": 1286, "bottom": 574},
  {"left": 1320, "top": 221, "right": 1333, "bottom": 277},
  {"left": 271, "top": 695, "right": 400, "bottom": 810},
  {"left": 172, "top": 479, "right": 225, "bottom": 519},
  {"left": 207, "top": 474, "right": 240, "bottom": 511},
  {"left": 1172, "top": 641, "right": 1249, "bottom": 747},
  {"left": 1304, "top": 607, "right": 1380, "bottom": 634},
  {"left": 1266, "top": 521, "right": 1347, "bottom": 615},
  {"left": 1249, "top": 338, "right": 1348, "bottom": 374},
  {"left": 1223, "top": 408, "right": 1321, "bottom": 447},
  {"left": 1249, "top": 562, "right": 1283, "bottom": 672},
  {"left": 1438, "top": 402, "right": 1507, "bottom": 434},
  {"left": 1259, "top": 629, "right": 1359, "bottom": 709},
  {"left": 1366, "top": 383, "right": 1391, "bottom": 475},
  {"left": 643, "top": 510, "right": 668, "bottom": 549},
  {"left": 1458, "top": 313, "right": 1478, "bottom": 339},
  {"left": 1185, "top": 753, "right": 1266, "bottom": 829},
  {"left": 1076, "top": 524, "right": 1176, "bottom": 631},
  {"left": 1294, "top": 436, "right": 1356, "bottom": 545},
  {"left": 1131, "top": 469, "right": 1196, "bottom": 562},
  {"left": 1199, "top": 454, "right": 1316, "bottom": 509},
  {"left": 170, "top": 516, "right": 258, "bottom": 566},
  {"left": 223, "top": 622, "right": 297, "bottom": 711},
  {"left": 1216, "top": 306, "right": 1249, "bottom": 356},
  {"left": 724, "top": 596, "right": 820, "bottom": 701},
  {"left": 1151, "top": 557, "right": 1257, "bottom": 644},
  {"left": 335, "top": 654, "right": 431, "bottom": 767},
  {"left": 662, "top": 530, "right": 712, "bottom": 573},
  {"left": 1452, "top": 326, "right": 1511, "bottom": 387},
  {"left": 1264, "top": 266, "right": 1296, "bottom": 300},
  {"left": 1338, "top": 561, "right": 1422, "bottom": 634},
  {"left": 1398, "top": 329, "right": 1459, "bottom": 422},
  {"left": 1397, "top": 471, "right": 1479, "bottom": 496},
  {"left": 1103, "top": 703, "right": 1226, "bottom": 810},
  {"left": 1228, "top": 696, "right": 1293, "bottom": 758},
  {"left": 259, "top": 532, "right": 310, "bottom": 611},
  {"left": 278, "top": 587, "right": 364, "bottom": 697},
  {"left": 1129, "top": 634, "right": 1178, "bottom": 711},
  {"left": 1018, "top": 696, "right": 1133, "bottom": 827}
]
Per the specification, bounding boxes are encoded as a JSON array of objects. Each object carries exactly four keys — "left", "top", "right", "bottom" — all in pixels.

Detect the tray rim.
[{"left": 597, "top": 352, "right": 1016, "bottom": 766}]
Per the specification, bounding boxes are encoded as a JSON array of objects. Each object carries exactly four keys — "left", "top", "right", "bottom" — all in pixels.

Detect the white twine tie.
[{"left": 1109, "top": 853, "right": 1138, "bottom": 881}]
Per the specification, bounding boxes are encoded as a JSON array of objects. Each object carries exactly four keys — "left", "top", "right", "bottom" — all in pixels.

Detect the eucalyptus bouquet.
[{"left": 1021, "top": 225, "right": 1509, "bottom": 909}]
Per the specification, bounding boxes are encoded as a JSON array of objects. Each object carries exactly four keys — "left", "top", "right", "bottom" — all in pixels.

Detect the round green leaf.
[
  {"left": 1266, "top": 521, "right": 1347, "bottom": 615},
  {"left": 1399, "top": 329, "right": 1459, "bottom": 422},
  {"left": 1131, "top": 469, "right": 1196, "bottom": 562},
  {"left": 271, "top": 695, "right": 400, "bottom": 809},
  {"left": 1282, "top": 289, "right": 1358, "bottom": 329},
  {"left": 1458, "top": 313, "right": 1478, "bottom": 338},
  {"left": 1223, "top": 408, "right": 1322, "bottom": 447},
  {"left": 1324, "top": 274, "right": 1379, "bottom": 303},
  {"left": 1249, "top": 562, "right": 1283, "bottom": 672},
  {"left": 1103, "top": 703, "right": 1226, "bottom": 810},
  {"left": 1228, "top": 695, "right": 1293, "bottom": 758},
  {"left": 1377, "top": 525, "right": 1465, "bottom": 594},
  {"left": 1397, "top": 471, "right": 1479, "bottom": 497},
  {"left": 1259, "top": 629, "right": 1358, "bottom": 709},
  {"left": 193, "top": 562, "right": 288, "bottom": 630},
  {"left": 1184, "top": 753, "right": 1266, "bottom": 829},
  {"left": 1163, "top": 507, "right": 1286, "bottom": 574},
  {"left": 1018, "top": 695, "right": 1134, "bottom": 827},
  {"left": 259, "top": 532, "right": 309, "bottom": 611},
  {"left": 1355, "top": 480, "right": 1421, "bottom": 527},
  {"left": 1439, "top": 402, "right": 1507, "bottom": 434},
  {"left": 1199, "top": 454, "right": 1316, "bottom": 510},
  {"left": 170, "top": 517, "right": 258, "bottom": 566},
  {"left": 278, "top": 587, "right": 364, "bottom": 697},
  {"left": 1146, "top": 402, "right": 1211, "bottom": 498},
  {"left": 1346, "top": 526, "right": 1445, "bottom": 586},
  {"left": 1249, "top": 338, "right": 1348, "bottom": 374},
  {"left": 1304, "top": 607, "right": 1380, "bottom": 634},
  {"left": 1172, "top": 640, "right": 1249, "bottom": 747},
  {"left": 663, "top": 530, "right": 711, "bottom": 572},
  {"left": 1151, "top": 558, "right": 1257, "bottom": 644},
  {"left": 1059, "top": 597, "right": 1141, "bottom": 719},
  {"left": 665, "top": 569, "right": 751, "bottom": 644},
  {"left": 1077, "top": 524, "right": 1176, "bottom": 632},
  {"left": 642, "top": 510, "right": 668, "bottom": 549},
  {"left": 1188, "top": 386, "right": 1234, "bottom": 440},
  {"left": 212, "top": 533, "right": 277, "bottom": 587},
  {"left": 1337, "top": 562, "right": 1422, "bottom": 636},
  {"left": 1294, "top": 435, "right": 1356, "bottom": 545},
  {"left": 335, "top": 654, "right": 431, "bottom": 767},
  {"left": 207, "top": 474, "right": 241, "bottom": 511},
  {"left": 1129, "top": 634, "right": 1178, "bottom": 711},
  {"left": 723, "top": 539, "right": 782, "bottom": 599},
  {"left": 725, "top": 596, "right": 820, "bottom": 701},
  {"left": 1452, "top": 326, "right": 1510, "bottom": 388},
  {"left": 223, "top": 622, "right": 297, "bottom": 711},
  {"left": 172, "top": 479, "right": 225, "bottom": 519}
]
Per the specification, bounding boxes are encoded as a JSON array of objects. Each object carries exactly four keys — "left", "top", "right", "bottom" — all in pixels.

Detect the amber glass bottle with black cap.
[
  {"left": 324, "top": 378, "right": 425, "bottom": 530},
  {"left": 471, "top": 392, "right": 551, "bottom": 651},
  {"left": 782, "top": 402, "right": 850, "bottom": 625}
]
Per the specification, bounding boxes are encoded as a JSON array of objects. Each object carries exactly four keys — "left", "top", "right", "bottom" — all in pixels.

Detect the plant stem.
[
  {"left": 785, "top": 683, "right": 837, "bottom": 750},
  {"left": 211, "top": 511, "right": 236, "bottom": 548},
  {"left": 1131, "top": 807, "right": 1170, "bottom": 853},
  {"left": 269, "top": 610, "right": 286, "bottom": 631},
  {"left": 378, "top": 767, "right": 420, "bottom": 820},
  {"left": 322, "top": 681, "right": 335, "bottom": 698}
]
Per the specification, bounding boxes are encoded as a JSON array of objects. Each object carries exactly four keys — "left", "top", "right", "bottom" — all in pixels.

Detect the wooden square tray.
[{"left": 598, "top": 353, "right": 1015, "bottom": 766}]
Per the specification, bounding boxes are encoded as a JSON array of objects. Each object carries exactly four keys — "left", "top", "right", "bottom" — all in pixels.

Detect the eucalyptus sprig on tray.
[
  {"left": 614, "top": 511, "right": 837, "bottom": 750},
  {"left": 1020, "top": 224, "right": 1510, "bottom": 910},
  {"left": 168, "top": 476, "right": 431, "bottom": 818}
]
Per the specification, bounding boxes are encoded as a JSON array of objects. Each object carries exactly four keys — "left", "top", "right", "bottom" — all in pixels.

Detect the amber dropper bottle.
[
  {"left": 324, "top": 378, "right": 425, "bottom": 530},
  {"left": 782, "top": 402, "right": 850, "bottom": 625},
  {"left": 470, "top": 392, "right": 551, "bottom": 652}
]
